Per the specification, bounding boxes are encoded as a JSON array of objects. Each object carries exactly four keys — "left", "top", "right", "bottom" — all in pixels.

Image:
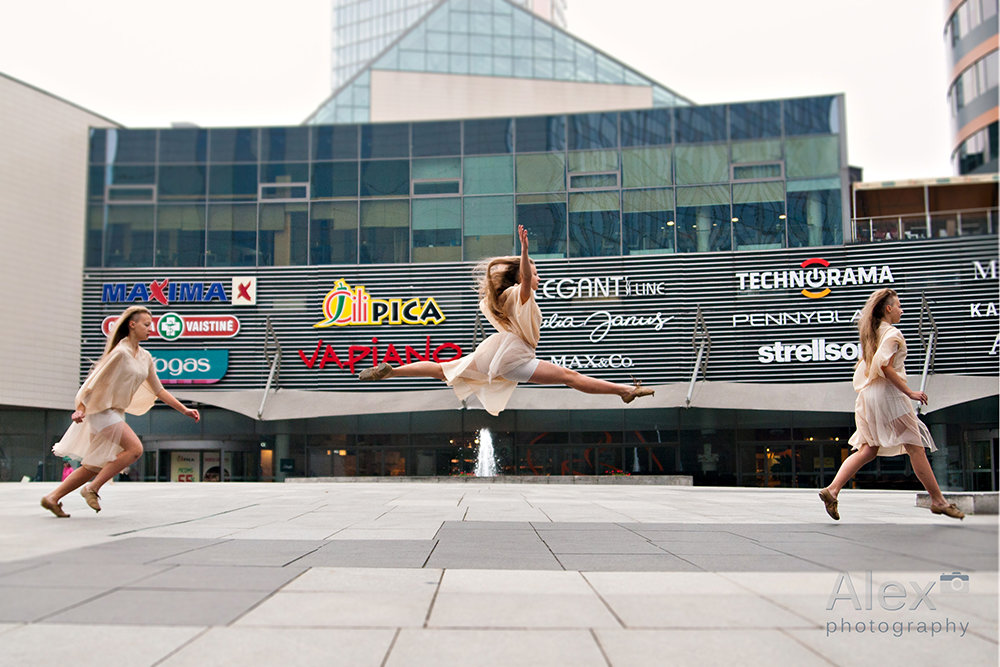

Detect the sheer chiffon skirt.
[
  {"left": 848, "top": 378, "right": 936, "bottom": 457},
  {"left": 52, "top": 408, "right": 126, "bottom": 469}
]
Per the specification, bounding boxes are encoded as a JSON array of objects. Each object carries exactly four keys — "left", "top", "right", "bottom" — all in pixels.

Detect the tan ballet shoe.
[
  {"left": 41, "top": 497, "right": 70, "bottom": 518},
  {"left": 931, "top": 503, "right": 964, "bottom": 520},
  {"left": 818, "top": 488, "right": 840, "bottom": 521},
  {"left": 621, "top": 376, "right": 654, "bottom": 404},
  {"left": 358, "top": 362, "right": 393, "bottom": 382},
  {"left": 80, "top": 485, "right": 101, "bottom": 513}
]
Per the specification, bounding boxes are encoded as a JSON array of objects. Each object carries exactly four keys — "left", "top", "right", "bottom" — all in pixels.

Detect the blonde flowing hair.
[
  {"left": 474, "top": 255, "right": 530, "bottom": 327},
  {"left": 103, "top": 305, "right": 152, "bottom": 357},
  {"left": 857, "top": 288, "right": 897, "bottom": 368}
]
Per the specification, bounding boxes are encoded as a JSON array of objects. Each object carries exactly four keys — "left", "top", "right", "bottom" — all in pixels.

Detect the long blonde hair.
[
  {"left": 103, "top": 305, "right": 152, "bottom": 356},
  {"left": 857, "top": 288, "right": 897, "bottom": 367},
  {"left": 475, "top": 255, "right": 529, "bottom": 327}
]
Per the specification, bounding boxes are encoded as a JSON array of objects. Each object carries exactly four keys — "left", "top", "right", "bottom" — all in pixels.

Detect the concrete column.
[
  {"left": 275, "top": 433, "right": 290, "bottom": 482},
  {"left": 929, "top": 423, "right": 952, "bottom": 490}
]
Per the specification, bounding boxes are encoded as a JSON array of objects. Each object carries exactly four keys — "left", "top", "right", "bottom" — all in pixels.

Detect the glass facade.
[{"left": 86, "top": 96, "right": 846, "bottom": 268}]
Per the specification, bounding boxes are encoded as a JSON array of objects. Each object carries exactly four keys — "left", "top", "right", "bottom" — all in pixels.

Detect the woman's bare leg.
[
  {"left": 904, "top": 444, "right": 948, "bottom": 507},
  {"left": 824, "top": 444, "right": 878, "bottom": 497},
  {"left": 527, "top": 360, "right": 631, "bottom": 397},
  {"left": 88, "top": 424, "right": 143, "bottom": 495},
  {"left": 44, "top": 465, "right": 97, "bottom": 504},
  {"left": 386, "top": 361, "right": 445, "bottom": 380}
]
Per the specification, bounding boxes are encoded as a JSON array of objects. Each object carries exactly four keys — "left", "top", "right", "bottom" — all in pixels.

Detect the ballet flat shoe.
[
  {"left": 80, "top": 485, "right": 101, "bottom": 513},
  {"left": 41, "top": 497, "right": 70, "bottom": 518},
  {"left": 931, "top": 503, "right": 964, "bottom": 520},
  {"left": 358, "top": 362, "right": 393, "bottom": 381},
  {"left": 818, "top": 488, "right": 840, "bottom": 521},
  {"left": 621, "top": 375, "right": 654, "bottom": 404}
]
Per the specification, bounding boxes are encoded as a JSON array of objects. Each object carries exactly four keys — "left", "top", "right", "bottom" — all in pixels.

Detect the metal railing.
[
  {"left": 257, "top": 316, "right": 282, "bottom": 420},
  {"left": 852, "top": 207, "right": 997, "bottom": 243}
]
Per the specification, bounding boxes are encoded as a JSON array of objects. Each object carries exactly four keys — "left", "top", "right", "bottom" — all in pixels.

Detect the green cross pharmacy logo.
[{"left": 158, "top": 313, "right": 184, "bottom": 341}]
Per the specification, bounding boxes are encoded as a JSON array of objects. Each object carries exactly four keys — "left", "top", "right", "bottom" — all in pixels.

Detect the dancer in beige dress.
[
  {"left": 40, "top": 306, "right": 200, "bottom": 517},
  {"left": 818, "top": 288, "right": 963, "bottom": 521},
  {"left": 358, "top": 225, "right": 654, "bottom": 416}
]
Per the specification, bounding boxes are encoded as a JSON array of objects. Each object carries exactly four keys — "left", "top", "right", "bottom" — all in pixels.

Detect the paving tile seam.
[
  {"left": 379, "top": 627, "right": 401, "bottom": 667},
  {"left": 579, "top": 573, "right": 626, "bottom": 629},
  {"left": 421, "top": 570, "right": 446, "bottom": 629},
  {"left": 221, "top": 567, "right": 313, "bottom": 629},
  {"left": 149, "top": 625, "right": 212, "bottom": 667},
  {"left": 776, "top": 626, "right": 841, "bottom": 667},
  {"left": 108, "top": 505, "right": 260, "bottom": 537},
  {"left": 587, "top": 627, "right": 614, "bottom": 667}
]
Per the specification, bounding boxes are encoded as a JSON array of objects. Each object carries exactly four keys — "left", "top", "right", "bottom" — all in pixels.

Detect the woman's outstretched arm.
[
  {"left": 518, "top": 224, "right": 531, "bottom": 305},
  {"left": 156, "top": 388, "right": 201, "bottom": 421}
]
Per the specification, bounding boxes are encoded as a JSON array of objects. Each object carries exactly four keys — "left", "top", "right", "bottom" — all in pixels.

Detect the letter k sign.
[{"left": 232, "top": 277, "right": 257, "bottom": 306}]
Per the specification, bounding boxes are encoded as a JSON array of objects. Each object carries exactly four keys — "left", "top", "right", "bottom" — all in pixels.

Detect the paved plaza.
[{"left": 0, "top": 482, "right": 996, "bottom": 666}]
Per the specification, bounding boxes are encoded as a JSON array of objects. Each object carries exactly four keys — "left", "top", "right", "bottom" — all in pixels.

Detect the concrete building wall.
[
  {"left": 370, "top": 70, "right": 654, "bottom": 122},
  {"left": 0, "top": 73, "right": 118, "bottom": 409}
]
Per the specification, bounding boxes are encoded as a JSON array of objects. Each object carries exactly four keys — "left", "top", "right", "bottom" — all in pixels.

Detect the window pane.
[
  {"left": 732, "top": 139, "right": 782, "bottom": 163},
  {"left": 208, "top": 204, "right": 257, "bottom": 266},
  {"left": 360, "top": 160, "right": 409, "bottom": 196},
  {"left": 89, "top": 129, "right": 107, "bottom": 163},
  {"left": 676, "top": 203, "right": 730, "bottom": 252},
  {"left": 260, "top": 202, "right": 308, "bottom": 266},
  {"left": 413, "top": 158, "right": 460, "bottom": 179},
  {"left": 568, "top": 150, "right": 617, "bottom": 173},
  {"left": 413, "top": 121, "right": 460, "bottom": 156},
  {"left": 158, "top": 165, "right": 206, "bottom": 200},
  {"left": 621, "top": 108, "right": 671, "bottom": 147},
  {"left": 516, "top": 115, "right": 566, "bottom": 152},
  {"left": 568, "top": 112, "right": 618, "bottom": 150},
  {"left": 209, "top": 165, "right": 258, "bottom": 199},
  {"left": 569, "top": 192, "right": 620, "bottom": 257},
  {"left": 88, "top": 166, "right": 105, "bottom": 200},
  {"left": 784, "top": 96, "right": 838, "bottom": 136},
  {"left": 733, "top": 198, "right": 785, "bottom": 250},
  {"left": 107, "top": 129, "right": 156, "bottom": 164},
  {"left": 464, "top": 118, "right": 513, "bottom": 154},
  {"left": 312, "top": 162, "right": 358, "bottom": 198},
  {"left": 159, "top": 128, "right": 207, "bottom": 163},
  {"left": 362, "top": 123, "right": 409, "bottom": 158},
  {"left": 570, "top": 174, "right": 617, "bottom": 188},
  {"left": 675, "top": 144, "right": 728, "bottom": 184},
  {"left": 261, "top": 127, "right": 310, "bottom": 162},
  {"left": 156, "top": 205, "right": 205, "bottom": 267},
  {"left": 464, "top": 155, "right": 513, "bottom": 194},
  {"left": 516, "top": 201, "right": 566, "bottom": 257},
  {"left": 464, "top": 196, "right": 513, "bottom": 260},
  {"left": 622, "top": 147, "right": 671, "bottom": 187},
  {"left": 262, "top": 163, "right": 309, "bottom": 183},
  {"left": 86, "top": 204, "right": 103, "bottom": 266},
  {"left": 412, "top": 198, "right": 461, "bottom": 262},
  {"left": 787, "top": 188, "right": 842, "bottom": 247},
  {"left": 675, "top": 106, "right": 727, "bottom": 143},
  {"left": 785, "top": 136, "right": 839, "bottom": 178},
  {"left": 209, "top": 128, "right": 259, "bottom": 162},
  {"left": 623, "top": 189, "right": 674, "bottom": 255},
  {"left": 515, "top": 153, "right": 565, "bottom": 193},
  {"left": 312, "top": 125, "right": 358, "bottom": 159},
  {"left": 360, "top": 200, "right": 409, "bottom": 263},
  {"left": 414, "top": 181, "right": 461, "bottom": 195},
  {"left": 105, "top": 205, "right": 154, "bottom": 267},
  {"left": 733, "top": 164, "right": 781, "bottom": 180},
  {"left": 310, "top": 201, "right": 358, "bottom": 264},
  {"left": 729, "top": 101, "right": 781, "bottom": 140}
]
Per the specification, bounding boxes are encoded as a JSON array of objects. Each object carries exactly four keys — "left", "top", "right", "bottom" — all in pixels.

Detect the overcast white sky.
[{"left": 0, "top": 0, "right": 954, "bottom": 181}]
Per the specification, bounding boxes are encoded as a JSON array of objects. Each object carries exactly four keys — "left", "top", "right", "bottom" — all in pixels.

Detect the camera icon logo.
[{"left": 940, "top": 571, "right": 970, "bottom": 593}]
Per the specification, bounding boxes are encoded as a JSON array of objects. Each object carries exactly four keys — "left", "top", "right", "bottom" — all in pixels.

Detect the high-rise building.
[
  {"left": 944, "top": 0, "right": 998, "bottom": 174},
  {"left": 332, "top": 0, "right": 568, "bottom": 91}
]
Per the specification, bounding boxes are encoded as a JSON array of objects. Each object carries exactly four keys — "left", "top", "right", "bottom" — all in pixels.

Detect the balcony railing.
[{"left": 852, "top": 207, "right": 997, "bottom": 243}]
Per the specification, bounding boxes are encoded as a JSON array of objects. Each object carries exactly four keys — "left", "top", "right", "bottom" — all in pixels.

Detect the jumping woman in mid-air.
[{"left": 358, "top": 224, "right": 654, "bottom": 416}]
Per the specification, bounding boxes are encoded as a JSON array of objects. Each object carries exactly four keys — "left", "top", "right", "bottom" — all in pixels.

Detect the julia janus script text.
[{"left": 540, "top": 311, "right": 674, "bottom": 342}]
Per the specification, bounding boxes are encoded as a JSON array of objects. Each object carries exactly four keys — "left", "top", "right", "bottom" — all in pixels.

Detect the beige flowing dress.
[
  {"left": 52, "top": 340, "right": 163, "bottom": 468},
  {"left": 441, "top": 284, "right": 541, "bottom": 416},
  {"left": 847, "top": 322, "right": 936, "bottom": 457}
]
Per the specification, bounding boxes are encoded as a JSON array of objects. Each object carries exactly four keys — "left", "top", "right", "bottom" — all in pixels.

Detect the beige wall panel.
[
  {"left": 370, "top": 70, "right": 654, "bottom": 122},
  {"left": 0, "top": 75, "right": 117, "bottom": 409}
]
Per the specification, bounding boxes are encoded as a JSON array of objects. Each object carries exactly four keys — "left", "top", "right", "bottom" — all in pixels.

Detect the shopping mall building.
[{"left": 1, "top": 0, "right": 997, "bottom": 489}]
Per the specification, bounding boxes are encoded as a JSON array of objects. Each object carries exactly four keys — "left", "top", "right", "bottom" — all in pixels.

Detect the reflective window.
[
  {"left": 360, "top": 200, "right": 409, "bottom": 263},
  {"left": 412, "top": 198, "right": 461, "bottom": 262},
  {"left": 312, "top": 162, "right": 359, "bottom": 198},
  {"left": 159, "top": 128, "right": 207, "bottom": 163},
  {"left": 312, "top": 125, "right": 358, "bottom": 160},
  {"left": 413, "top": 121, "right": 461, "bottom": 157},
  {"left": 622, "top": 147, "right": 671, "bottom": 187},
  {"left": 464, "top": 155, "right": 513, "bottom": 194},
  {"left": 106, "top": 130, "right": 156, "bottom": 164},
  {"left": 568, "top": 150, "right": 618, "bottom": 173},
  {"left": 158, "top": 165, "right": 206, "bottom": 200},
  {"left": 464, "top": 196, "right": 514, "bottom": 260},
  {"left": 86, "top": 205, "right": 103, "bottom": 266},
  {"left": 360, "top": 160, "right": 409, "bottom": 196},
  {"left": 676, "top": 186, "right": 730, "bottom": 252},
  {"left": 262, "top": 163, "right": 309, "bottom": 184},
  {"left": 89, "top": 129, "right": 107, "bottom": 164},
  {"left": 675, "top": 106, "right": 727, "bottom": 143},
  {"left": 568, "top": 112, "right": 618, "bottom": 150},
  {"left": 105, "top": 205, "right": 154, "bottom": 267},
  {"left": 209, "top": 129, "right": 259, "bottom": 162},
  {"left": 88, "top": 166, "right": 105, "bottom": 200},
  {"left": 787, "top": 187, "right": 842, "bottom": 247},
  {"left": 569, "top": 191, "right": 620, "bottom": 257},
  {"left": 731, "top": 139, "right": 782, "bottom": 163},
  {"left": 733, "top": 182, "right": 786, "bottom": 250},
  {"left": 784, "top": 96, "right": 838, "bottom": 136},
  {"left": 464, "top": 118, "right": 513, "bottom": 154},
  {"left": 729, "top": 101, "right": 781, "bottom": 140},
  {"left": 261, "top": 127, "right": 310, "bottom": 162},
  {"left": 623, "top": 188, "right": 674, "bottom": 255},
  {"left": 310, "top": 201, "right": 358, "bottom": 264},
  {"left": 621, "top": 108, "right": 671, "bottom": 147},
  {"left": 675, "top": 144, "right": 728, "bottom": 184},
  {"left": 207, "top": 204, "right": 257, "bottom": 266},
  {"left": 515, "top": 153, "right": 565, "bottom": 193},
  {"left": 156, "top": 205, "right": 205, "bottom": 267},
  {"left": 260, "top": 202, "right": 309, "bottom": 266},
  {"left": 209, "top": 165, "right": 258, "bottom": 200},
  {"left": 785, "top": 136, "right": 839, "bottom": 178},
  {"left": 362, "top": 124, "right": 409, "bottom": 158},
  {"left": 110, "top": 165, "right": 155, "bottom": 185},
  {"left": 516, "top": 196, "right": 566, "bottom": 257},
  {"left": 516, "top": 115, "right": 566, "bottom": 152}
]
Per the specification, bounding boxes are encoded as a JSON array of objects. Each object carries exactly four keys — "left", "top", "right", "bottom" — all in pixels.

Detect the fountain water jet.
[{"left": 474, "top": 427, "right": 498, "bottom": 477}]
